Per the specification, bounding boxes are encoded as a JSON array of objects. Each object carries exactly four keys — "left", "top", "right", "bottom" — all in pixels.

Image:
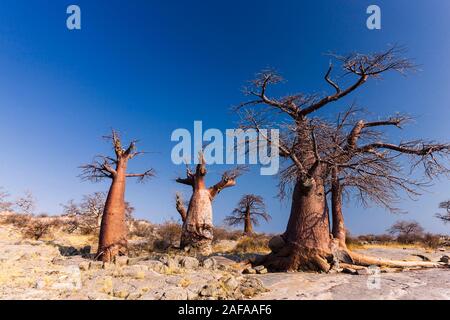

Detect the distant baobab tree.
[
  {"left": 175, "top": 153, "right": 244, "bottom": 254},
  {"left": 239, "top": 46, "right": 448, "bottom": 271},
  {"left": 387, "top": 220, "right": 425, "bottom": 243},
  {"left": 80, "top": 130, "right": 154, "bottom": 262},
  {"left": 436, "top": 200, "right": 450, "bottom": 223},
  {"left": 224, "top": 194, "right": 271, "bottom": 235}
]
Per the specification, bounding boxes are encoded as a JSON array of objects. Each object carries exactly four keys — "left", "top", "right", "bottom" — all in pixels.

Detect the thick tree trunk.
[
  {"left": 331, "top": 171, "right": 346, "bottom": 249},
  {"left": 97, "top": 162, "right": 128, "bottom": 262},
  {"left": 180, "top": 178, "right": 214, "bottom": 255},
  {"left": 263, "top": 176, "right": 332, "bottom": 272},
  {"left": 244, "top": 206, "right": 253, "bottom": 235}
]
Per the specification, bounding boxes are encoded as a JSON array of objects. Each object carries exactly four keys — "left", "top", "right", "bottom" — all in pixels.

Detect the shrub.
[
  {"left": 421, "top": 233, "right": 441, "bottom": 249},
  {"left": 233, "top": 235, "right": 270, "bottom": 254},
  {"left": 3, "top": 213, "right": 32, "bottom": 228},
  {"left": 129, "top": 220, "right": 155, "bottom": 238},
  {"left": 213, "top": 227, "right": 242, "bottom": 243},
  {"left": 155, "top": 220, "right": 182, "bottom": 249},
  {"left": 22, "top": 220, "right": 52, "bottom": 240}
]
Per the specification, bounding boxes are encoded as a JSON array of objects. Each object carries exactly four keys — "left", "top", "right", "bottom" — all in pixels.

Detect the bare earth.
[{"left": 1, "top": 225, "right": 449, "bottom": 300}]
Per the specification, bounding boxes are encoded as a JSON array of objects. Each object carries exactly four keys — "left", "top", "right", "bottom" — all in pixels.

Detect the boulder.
[
  {"left": 439, "top": 255, "right": 449, "bottom": 264},
  {"left": 114, "top": 256, "right": 129, "bottom": 267},
  {"left": 268, "top": 235, "right": 285, "bottom": 253},
  {"left": 202, "top": 257, "right": 218, "bottom": 269},
  {"left": 180, "top": 256, "right": 199, "bottom": 269},
  {"left": 243, "top": 267, "right": 256, "bottom": 274},
  {"left": 342, "top": 267, "right": 357, "bottom": 275},
  {"left": 161, "top": 288, "right": 188, "bottom": 300}
]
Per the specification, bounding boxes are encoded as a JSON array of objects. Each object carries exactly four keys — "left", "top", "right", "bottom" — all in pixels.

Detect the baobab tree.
[
  {"left": 80, "top": 130, "right": 154, "bottom": 262},
  {"left": 224, "top": 194, "right": 271, "bottom": 235},
  {"left": 322, "top": 106, "right": 449, "bottom": 252},
  {"left": 436, "top": 200, "right": 450, "bottom": 223},
  {"left": 239, "top": 46, "right": 446, "bottom": 271},
  {"left": 387, "top": 220, "right": 425, "bottom": 243},
  {"left": 175, "top": 154, "right": 244, "bottom": 255}
]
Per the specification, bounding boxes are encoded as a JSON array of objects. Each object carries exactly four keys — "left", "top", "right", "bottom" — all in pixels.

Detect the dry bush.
[
  {"left": 153, "top": 220, "right": 182, "bottom": 251},
  {"left": 233, "top": 235, "right": 270, "bottom": 254},
  {"left": 420, "top": 233, "right": 441, "bottom": 249},
  {"left": 213, "top": 227, "right": 242, "bottom": 243},
  {"left": 22, "top": 220, "right": 53, "bottom": 240},
  {"left": 3, "top": 213, "right": 32, "bottom": 228},
  {"left": 129, "top": 220, "right": 155, "bottom": 238}
]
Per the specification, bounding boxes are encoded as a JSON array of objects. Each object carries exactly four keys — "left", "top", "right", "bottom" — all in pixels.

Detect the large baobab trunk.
[
  {"left": 181, "top": 187, "right": 214, "bottom": 255},
  {"left": 80, "top": 130, "right": 154, "bottom": 262},
  {"left": 97, "top": 161, "right": 128, "bottom": 262},
  {"left": 263, "top": 176, "right": 332, "bottom": 272},
  {"left": 176, "top": 156, "right": 243, "bottom": 255}
]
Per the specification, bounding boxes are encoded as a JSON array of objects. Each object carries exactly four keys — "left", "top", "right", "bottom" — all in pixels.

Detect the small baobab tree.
[
  {"left": 436, "top": 200, "right": 450, "bottom": 223},
  {"left": 224, "top": 194, "right": 271, "bottom": 235},
  {"left": 175, "top": 153, "right": 245, "bottom": 255},
  {"left": 80, "top": 130, "right": 154, "bottom": 262}
]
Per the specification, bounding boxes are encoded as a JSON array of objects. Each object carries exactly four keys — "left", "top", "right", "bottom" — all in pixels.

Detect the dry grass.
[{"left": 232, "top": 235, "right": 270, "bottom": 254}]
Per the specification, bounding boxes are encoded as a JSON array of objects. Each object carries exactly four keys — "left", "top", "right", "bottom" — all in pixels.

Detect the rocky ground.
[{"left": 0, "top": 224, "right": 449, "bottom": 300}]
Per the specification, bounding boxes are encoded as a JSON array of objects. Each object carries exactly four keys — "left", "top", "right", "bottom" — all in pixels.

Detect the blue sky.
[{"left": 0, "top": 1, "right": 449, "bottom": 235}]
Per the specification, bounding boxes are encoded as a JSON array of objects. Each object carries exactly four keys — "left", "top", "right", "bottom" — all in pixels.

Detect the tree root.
[{"left": 345, "top": 251, "right": 441, "bottom": 268}]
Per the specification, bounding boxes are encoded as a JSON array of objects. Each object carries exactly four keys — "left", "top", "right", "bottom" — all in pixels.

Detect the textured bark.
[
  {"left": 97, "top": 160, "right": 128, "bottom": 262},
  {"left": 81, "top": 130, "right": 154, "bottom": 263},
  {"left": 262, "top": 176, "right": 332, "bottom": 272},
  {"left": 331, "top": 169, "right": 346, "bottom": 249},
  {"left": 181, "top": 187, "right": 214, "bottom": 255},
  {"left": 243, "top": 206, "right": 253, "bottom": 235},
  {"left": 177, "top": 158, "right": 241, "bottom": 255}
]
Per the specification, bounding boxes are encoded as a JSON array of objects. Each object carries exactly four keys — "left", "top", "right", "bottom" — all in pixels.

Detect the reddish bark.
[{"left": 80, "top": 130, "right": 154, "bottom": 262}]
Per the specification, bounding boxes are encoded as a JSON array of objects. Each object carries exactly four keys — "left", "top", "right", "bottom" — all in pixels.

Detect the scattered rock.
[
  {"left": 161, "top": 287, "right": 188, "bottom": 300},
  {"left": 223, "top": 277, "right": 239, "bottom": 291},
  {"left": 78, "top": 261, "right": 90, "bottom": 271},
  {"left": 180, "top": 257, "right": 199, "bottom": 269},
  {"left": 202, "top": 257, "right": 218, "bottom": 269},
  {"left": 438, "top": 247, "right": 446, "bottom": 252},
  {"left": 342, "top": 267, "right": 357, "bottom": 275},
  {"left": 356, "top": 268, "right": 370, "bottom": 275},
  {"left": 59, "top": 246, "right": 78, "bottom": 257},
  {"left": 114, "top": 256, "right": 129, "bottom": 267},
  {"left": 257, "top": 268, "right": 268, "bottom": 274},
  {"left": 89, "top": 261, "right": 103, "bottom": 270},
  {"left": 243, "top": 267, "right": 256, "bottom": 274},
  {"left": 122, "top": 265, "right": 147, "bottom": 279},
  {"left": 268, "top": 235, "right": 285, "bottom": 253},
  {"left": 412, "top": 254, "right": 431, "bottom": 262},
  {"left": 141, "top": 260, "right": 167, "bottom": 273},
  {"left": 439, "top": 255, "right": 449, "bottom": 264}
]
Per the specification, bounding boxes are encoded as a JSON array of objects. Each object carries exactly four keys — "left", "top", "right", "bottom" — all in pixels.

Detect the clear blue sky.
[{"left": 0, "top": 0, "right": 449, "bottom": 235}]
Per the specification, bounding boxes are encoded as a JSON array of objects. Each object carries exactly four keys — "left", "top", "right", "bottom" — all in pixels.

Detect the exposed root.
[
  {"left": 260, "top": 244, "right": 332, "bottom": 273},
  {"left": 347, "top": 251, "right": 441, "bottom": 268}
]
